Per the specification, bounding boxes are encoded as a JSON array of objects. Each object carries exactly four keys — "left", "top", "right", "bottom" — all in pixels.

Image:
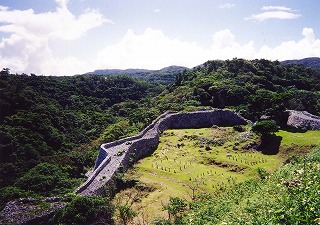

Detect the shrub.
[
  {"left": 52, "top": 196, "right": 114, "bottom": 225},
  {"left": 233, "top": 125, "right": 244, "bottom": 132},
  {"left": 0, "top": 186, "right": 37, "bottom": 210},
  {"left": 14, "top": 163, "right": 79, "bottom": 196},
  {"left": 252, "top": 120, "right": 279, "bottom": 136}
]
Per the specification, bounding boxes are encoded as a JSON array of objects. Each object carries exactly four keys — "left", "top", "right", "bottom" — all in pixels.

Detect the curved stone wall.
[
  {"left": 76, "top": 109, "right": 248, "bottom": 196},
  {"left": 286, "top": 110, "right": 320, "bottom": 130}
]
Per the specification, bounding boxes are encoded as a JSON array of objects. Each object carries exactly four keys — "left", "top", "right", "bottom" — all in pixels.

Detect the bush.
[
  {"left": 52, "top": 196, "right": 114, "bottom": 225},
  {"left": 15, "top": 163, "right": 79, "bottom": 196},
  {"left": 0, "top": 186, "right": 37, "bottom": 210},
  {"left": 252, "top": 120, "right": 279, "bottom": 136},
  {"left": 233, "top": 125, "right": 245, "bottom": 132}
]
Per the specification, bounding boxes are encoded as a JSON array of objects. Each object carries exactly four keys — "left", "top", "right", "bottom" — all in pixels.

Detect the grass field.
[{"left": 113, "top": 126, "right": 320, "bottom": 224}]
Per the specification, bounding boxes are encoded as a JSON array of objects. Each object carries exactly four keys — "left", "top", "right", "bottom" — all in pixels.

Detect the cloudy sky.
[{"left": 0, "top": 0, "right": 319, "bottom": 75}]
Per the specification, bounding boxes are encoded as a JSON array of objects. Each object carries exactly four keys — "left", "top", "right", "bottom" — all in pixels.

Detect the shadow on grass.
[
  {"left": 281, "top": 126, "right": 307, "bottom": 133},
  {"left": 258, "top": 134, "right": 282, "bottom": 155}
]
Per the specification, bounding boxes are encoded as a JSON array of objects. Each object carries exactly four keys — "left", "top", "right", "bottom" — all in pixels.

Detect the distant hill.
[
  {"left": 85, "top": 66, "right": 189, "bottom": 85},
  {"left": 156, "top": 58, "right": 320, "bottom": 120},
  {"left": 281, "top": 57, "right": 320, "bottom": 70}
]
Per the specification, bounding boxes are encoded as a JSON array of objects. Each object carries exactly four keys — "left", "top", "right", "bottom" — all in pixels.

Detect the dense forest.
[
  {"left": 282, "top": 57, "right": 320, "bottom": 70},
  {"left": 0, "top": 74, "right": 163, "bottom": 205},
  {"left": 86, "top": 66, "right": 188, "bottom": 85},
  {"left": 157, "top": 58, "right": 320, "bottom": 119},
  {"left": 0, "top": 58, "right": 320, "bottom": 223}
]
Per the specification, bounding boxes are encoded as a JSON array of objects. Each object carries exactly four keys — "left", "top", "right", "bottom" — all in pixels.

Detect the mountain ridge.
[
  {"left": 281, "top": 57, "right": 320, "bottom": 70},
  {"left": 85, "top": 65, "right": 189, "bottom": 85}
]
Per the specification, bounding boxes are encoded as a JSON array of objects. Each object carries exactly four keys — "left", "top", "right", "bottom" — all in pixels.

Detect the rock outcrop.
[
  {"left": 0, "top": 197, "right": 67, "bottom": 225},
  {"left": 286, "top": 110, "right": 320, "bottom": 130},
  {"left": 76, "top": 109, "right": 248, "bottom": 196}
]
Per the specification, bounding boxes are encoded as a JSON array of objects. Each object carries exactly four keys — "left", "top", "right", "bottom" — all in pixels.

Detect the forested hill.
[
  {"left": 281, "top": 57, "right": 320, "bottom": 70},
  {"left": 0, "top": 74, "right": 163, "bottom": 200},
  {"left": 85, "top": 66, "right": 188, "bottom": 85},
  {"left": 1, "top": 58, "right": 320, "bottom": 210},
  {"left": 156, "top": 58, "right": 320, "bottom": 120}
]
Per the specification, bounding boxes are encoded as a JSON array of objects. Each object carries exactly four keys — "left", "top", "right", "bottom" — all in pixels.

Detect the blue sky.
[{"left": 0, "top": 0, "right": 319, "bottom": 75}]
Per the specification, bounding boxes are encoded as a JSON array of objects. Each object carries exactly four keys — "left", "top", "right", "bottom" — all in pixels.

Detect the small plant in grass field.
[
  {"left": 163, "top": 197, "right": 187, "bottom": 223},
  {"left": 257, "top": 167, "right": 269, "bottom": 179},
  {"left": 233, "top": 125, "right": 244, "bottom": 132},
  {"left": 117, "top": 204, "right": 137, "bottom": 225}
]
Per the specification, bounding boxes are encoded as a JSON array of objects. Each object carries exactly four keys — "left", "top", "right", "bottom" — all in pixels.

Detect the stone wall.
[
  {"left": 286, "top": 110, "right": 320, "bottom": 130},
  {"left": 76, "top": 109, "right": 248, "bottom": 196}
]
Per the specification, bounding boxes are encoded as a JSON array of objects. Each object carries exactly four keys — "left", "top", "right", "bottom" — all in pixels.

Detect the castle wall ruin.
[{"left": 75, "top": 109, "right": 249, "bottom": 196}]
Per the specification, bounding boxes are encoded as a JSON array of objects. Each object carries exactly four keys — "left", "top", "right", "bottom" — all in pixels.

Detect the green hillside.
[
  {"left": 155, "top": 59, "right": 320, "bottom": 120},
  {"left": 85, "top": 66, "right": 189, "bottom": 85},
  {"left": 0, "top": 74, "right": 163, "bottom": 204},
  {"left": 0, "top": 58, "right": 320, "bottom": 224},
  {"left": 282, "top": 57, "right": 320, "bottom": 70}
]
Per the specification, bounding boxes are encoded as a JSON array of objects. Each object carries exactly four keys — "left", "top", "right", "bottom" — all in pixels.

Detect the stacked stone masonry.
[
  {"left": 76, "top": 109, "right": 248, "bottom": 196},
  {"left": 286, "top": 110, "right": 320, "bottom": 130}
]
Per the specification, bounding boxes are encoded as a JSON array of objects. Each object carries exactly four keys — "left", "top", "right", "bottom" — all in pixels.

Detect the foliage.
[
  {"left": 168, "top": 147, "right": 320, "bottom": 225},
  {"left": 157, "top": 58, "right": 320, "bottom": 120},
  {"left": 252, "top": 120, "right": 279, "bottom": 135},
  {"left": 14, "top": 163, "right": 78, "bottom": 196},
  {"left": 119, "top": 127, "right": 320, "bottom": 223},
  {"left": 117, "top": 204, "right": 137, "bottom": 225},
  {"left": 0, "top": 74, "right": 163, "bottom": 198},
  {"left": 86, "top": 66, "right": 188, "bottom": 85},
  {"left": 281, "top": 57, "right": 320, "bottom": 70},
  {"left": 163, "top": 197, "right": 187, "bottom": 223},
  {"left": 52, "top": 196, "right": 114, "bottom": 225},
  {"left": 1, "top": 59, "right": 320, "bottom": 222},
  {"left": 0, "top": 186, "right": 37, "bottom": 209}
]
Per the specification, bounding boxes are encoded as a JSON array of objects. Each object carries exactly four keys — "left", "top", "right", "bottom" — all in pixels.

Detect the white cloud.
[
  {"left": 246, "top": 11, "right": 301, "bottom": 21},
  {"left": 211, "top": 29, "right": 255, "bottom": 59},
  {"left": 55, "top": 0, "right": 69, "bottom": 9},
  {"left": 257, "top": 28, "right": 320, "bottom": 60},
  {"left": 0, "top": 1, "right": 110, "bottom": 75},
  {"left": 261, "top": 6, "right": 293, "bottom": 11},
  {"left": 246, "top": 5, "right": 300, "bottom": 21},
  {"left": 95, "top": 28, "right": 256, "bottom": 70},
  {"left": 0, "top": 1, "right": 319, "bottom": 75},
  {"left": 96, "top": 27, "right": 319, "bottom": 70},
  {"left": 96, "top": 28, "right": 207, "bottom": 70},
  {"left": 0, "top": 6, "right": 9, "bottom": 11},
  {"left": 219, "top": 3, "right": 235, "bottom": 9},
  {"left": 154, "top": 9, "right": 161, "bottom": 13}
]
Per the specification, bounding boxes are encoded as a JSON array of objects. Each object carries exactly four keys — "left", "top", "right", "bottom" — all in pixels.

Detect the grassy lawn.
[{"left": 113, "top": 127, "right": 320, "bottom": 224}]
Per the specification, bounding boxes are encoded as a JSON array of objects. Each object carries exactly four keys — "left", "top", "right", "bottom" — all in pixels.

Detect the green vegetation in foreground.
[
  {"left": 114, "top": 127, "right": 320, "bottom": 224},
  {"left": 179, "top": 147, "right": 320, "bottom": 225}
]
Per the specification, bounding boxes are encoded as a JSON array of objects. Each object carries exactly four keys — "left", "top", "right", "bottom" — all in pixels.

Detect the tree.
[
  {"left": 252, "top": 120, "right": 279, "bottom": 136},
  {"left": 252, "top": 120, "right": 281, "bottom": 155},
  {"left": 53, "top": 196, "right": 114, "bottom": 225},
  {"left": 117, "top": 204, "right": 137, "bottom": 225},
  {"left": 0, "top": 68, "right": 10, "bottom": 76},
  {"left": 163, "top": 197, "right": 187, "bottom": 222},
  {"left": 14, "top": 163, "right": 78, "bottom": 196}
]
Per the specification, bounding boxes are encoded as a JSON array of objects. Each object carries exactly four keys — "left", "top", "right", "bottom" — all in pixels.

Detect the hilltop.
[
  {"left": 157, "top": 58, "right": 320, "bottom": 120},
  {"left": 85, "top": 66, "right": 189, "bottom": 85},
  {"left": 281, "top": 57, "right": 320, "bottom": 70}
]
